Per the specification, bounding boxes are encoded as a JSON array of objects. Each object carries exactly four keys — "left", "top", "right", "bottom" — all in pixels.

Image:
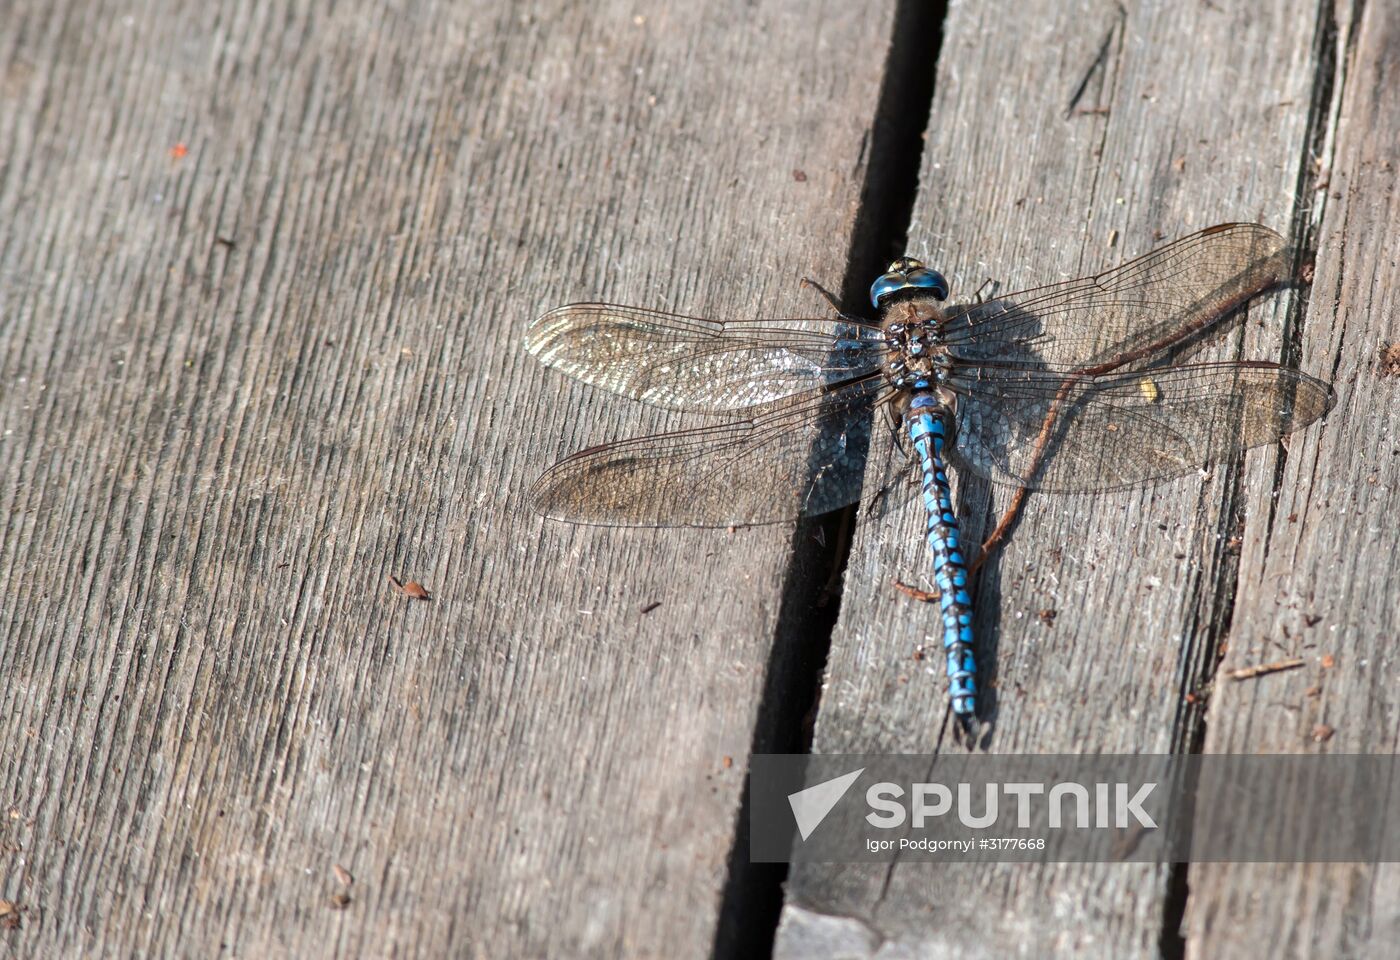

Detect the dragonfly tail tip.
[{"left": 956, "top": 712, "right": 983, "bottom": 747}]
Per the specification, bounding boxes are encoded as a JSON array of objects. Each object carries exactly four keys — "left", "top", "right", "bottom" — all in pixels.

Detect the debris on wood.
[
  {"left": 1227, "top": 657, "right": 1304, "bottom": 681},
  {"left": 1037, "top": 608, "right": 1057, "bottom": 626},
  {"left": 1379, "top": 342, "right": 1400, "bottom": 377},
  {"left": 330, "top": 891, "right": 352, "bottom": 910},
  {"left": 169, "top": 142, "right": 188, "bottom": 159},
  {"left": 333, "top": 864, "right": 353, "bottom": 887},
  {"left": 791, "top": 169, "right": 807, "bottom": 182},
  {"left": 1320, "top": 654, "right": 1336, "bottom": 669},
  {"left": 912, "top": 645, "right": 926, "bottom": 662},
  {"left": 0, "top": 899, "right": 19, "bottom": 929},
  {"left": 721, "top": 755, "right": 732, "bottom": 769},
  {"left": 1305, "top": 685, "right": 1322, "bottom": 698},
  {"left": 1311, "top": 724, "right": 1335, "bottom": 743},
  {"left": 640, "top": 601, "right": 662, "bottom": 615},
  {"left": 1305, "top": 613, "right": 1323, "bottom": 627},
  {"left": 389, "top": 575, "right": 431, "bottom": 600}
]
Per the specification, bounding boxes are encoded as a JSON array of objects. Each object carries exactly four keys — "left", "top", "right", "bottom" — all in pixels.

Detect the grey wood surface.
[
  {"left": 777, "top": 0, "right": 1385, "bottom": 958},
  {"left": 2, "top": 0, "right": 1394, "bottom": 957},
  {"left": 0, "top": 1, "right": 894, "bottom": 956},
  {"left": 1184, "top": 2, "right": 1400, "bottom": 957}
]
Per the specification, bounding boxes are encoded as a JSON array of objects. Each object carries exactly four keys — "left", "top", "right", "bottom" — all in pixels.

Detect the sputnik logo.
[{"left": 787, "top": 768, "right": 864, "bottom": 841}]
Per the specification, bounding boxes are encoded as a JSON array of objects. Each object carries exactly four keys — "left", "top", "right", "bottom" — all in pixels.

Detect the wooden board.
[
  {"left": 0, "top": 1, "right": 894, "bottom": 955},
  {"left": 776, "top": 0, "right": 1354, "bottom": 956},
  {"left": 1184, "top": 2, "right": 1400, "bottom": 956}
]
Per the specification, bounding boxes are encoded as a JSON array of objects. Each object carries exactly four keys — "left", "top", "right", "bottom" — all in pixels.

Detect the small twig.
[{"left": 1226, "top": 657, "right": 1304, "bottom": 681}]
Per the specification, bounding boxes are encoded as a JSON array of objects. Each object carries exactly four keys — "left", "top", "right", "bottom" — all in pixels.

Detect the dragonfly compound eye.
[
  {"left": 905, "top": 268, "right": 949, "bottom": 301},
  {"left": 869, "top": 263, "right": 950, "bottom": 306},
  {"left": 869, "top": 272, "right": 906, "bottom": 308}
]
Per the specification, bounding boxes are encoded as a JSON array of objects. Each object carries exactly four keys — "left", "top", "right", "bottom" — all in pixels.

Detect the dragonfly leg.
[
  {"left": 799, "top": 276, "right": 865, "bottom": 323},
  {"left": 971, "top": 485, "right": 1029, "bottom": 573},
  {"left": 858, "top": 396, "right": 914, "bottom": 519},
  {"left": 894, "top": 578, "right": 941, "bottom": 603},
  {"left": 882, "top": 395, "right": 906, "bottom": 443},
  {"left": 973, "top": 277, "right": 1001, "bottom": 304},
  {"left": 799, "top": 276, "right": 841, "bottom": 309}
]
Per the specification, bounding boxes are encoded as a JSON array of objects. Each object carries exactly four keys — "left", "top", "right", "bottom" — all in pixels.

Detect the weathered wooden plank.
[
  {"left": 777, "top": 0, "right": 1333, "bottom": 956},
  {"left": 0, "top": 0, "right": 894, "bottom": 955},
  {"left": 1184, "top": 1, "right": 1400, "bottom": 956}
]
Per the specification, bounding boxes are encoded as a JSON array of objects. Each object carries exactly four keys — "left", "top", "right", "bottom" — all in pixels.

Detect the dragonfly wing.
[
  {"left": 529, "top": 375, "right": 906, "bottom": 526},
  {"left": 526, "top": 303, "right": 886, "bottom": 414},
  {"left": 949, "top": 362, "right": 1335, "bottom": 493},
  {"left": 944, "top": 223, "right": 1290, "bottom": 371}
]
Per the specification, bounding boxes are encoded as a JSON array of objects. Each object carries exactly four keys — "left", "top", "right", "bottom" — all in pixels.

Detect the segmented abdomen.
[{"left": 907, "top": 393, "right": 977, "bottom": 723}]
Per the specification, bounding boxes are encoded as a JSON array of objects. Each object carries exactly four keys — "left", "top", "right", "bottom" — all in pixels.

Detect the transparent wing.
[
  {"left": 529, "top": 374, "right": 908, "bottom": 527},
  {"left": 944, "top": 223, "right": 1290, "bottom": 372},
  {"left": 950, "top": 361, "right": 1335, "bottom": 492},
  {"left": 525, "top": 303, "right": 886, "bottom": 414}
]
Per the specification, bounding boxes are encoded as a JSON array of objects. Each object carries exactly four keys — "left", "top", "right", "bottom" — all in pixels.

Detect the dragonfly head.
[{"left": 870, "top": 257, "right": 949, "bottom": 308}]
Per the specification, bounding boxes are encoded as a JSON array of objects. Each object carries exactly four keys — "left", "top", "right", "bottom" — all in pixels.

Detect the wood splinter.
[{"left": 1226, "top": 657, "right": 1305, "bottom": 681}]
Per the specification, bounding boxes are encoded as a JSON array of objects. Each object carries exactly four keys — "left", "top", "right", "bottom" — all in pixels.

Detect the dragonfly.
[{"left": 524, "top": 223, "right": 1334, "bottom": 737}]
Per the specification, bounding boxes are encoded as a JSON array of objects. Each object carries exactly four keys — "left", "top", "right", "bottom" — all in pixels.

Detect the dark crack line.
[
  {"left": 1063, "top": 2, "right": 1126, "bottom": 119},
  {"left": 1159, "top": 4, "right": 1355, "bottom": 958},
  {"left": 710, "top": 2, "right": 946, "bottom": 958}
]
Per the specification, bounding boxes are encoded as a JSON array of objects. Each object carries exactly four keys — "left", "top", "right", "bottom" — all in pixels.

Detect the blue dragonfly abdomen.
[{"left": 907, "top": 395, "right": 977, "bottom": 726}]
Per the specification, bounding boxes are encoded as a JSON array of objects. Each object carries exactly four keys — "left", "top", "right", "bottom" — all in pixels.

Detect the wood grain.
[
  {"left": 0, "top": 1, "right": 893, "bottom": 956},
  {"left": 2, "top": 0, "right": 1392, "bottom": 955},
  {"left": 777, "top": 0, "right": 1357, "bottom": 957},
  {"left": 1184, "top": 2, "right": 1400, "bottom": 956}
]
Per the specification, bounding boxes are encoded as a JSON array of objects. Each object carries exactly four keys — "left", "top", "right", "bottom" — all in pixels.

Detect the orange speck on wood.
[{"left": 389, "top": 575, "right": 431, "bottom": 600}]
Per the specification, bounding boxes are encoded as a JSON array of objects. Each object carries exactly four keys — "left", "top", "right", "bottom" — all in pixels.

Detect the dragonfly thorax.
[{"left": 881, "top": 300, "right": 951, "bottom": 391}]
